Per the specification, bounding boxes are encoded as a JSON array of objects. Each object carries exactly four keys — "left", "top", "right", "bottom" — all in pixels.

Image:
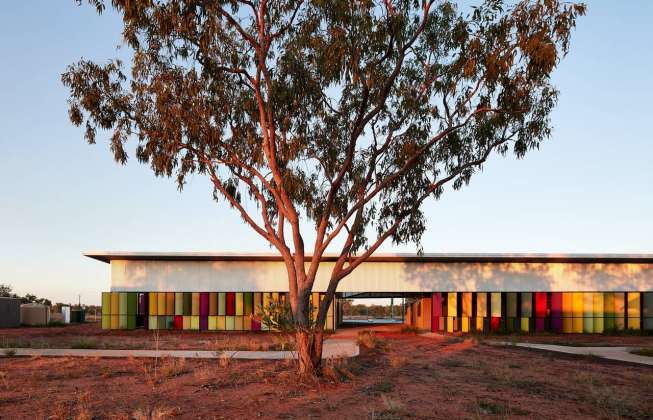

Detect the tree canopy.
[{"left": 64, "top": 0, "right": 584, "bottom": 372}]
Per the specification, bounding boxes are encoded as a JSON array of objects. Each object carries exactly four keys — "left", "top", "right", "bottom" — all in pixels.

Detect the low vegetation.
[{"left": 630, "top": 347, "right": 653, "bottom": 357}]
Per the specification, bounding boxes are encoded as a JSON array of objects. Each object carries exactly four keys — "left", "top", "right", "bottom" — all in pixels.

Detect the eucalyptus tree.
[{"left": 64, "top": 0, "right": 585, "bottom": 374}]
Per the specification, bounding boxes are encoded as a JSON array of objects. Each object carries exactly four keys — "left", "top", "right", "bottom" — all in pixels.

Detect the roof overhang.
[{"left": 83, "top": 251, "right": 653, "bottom": 265}]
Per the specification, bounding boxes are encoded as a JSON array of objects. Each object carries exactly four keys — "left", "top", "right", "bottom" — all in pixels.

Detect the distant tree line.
[
  {"left": 0, "top": 283, "right": 52, "bottom": 307},
  {"left": 341, "top": 299, "right": 400, "bottom": 319}
]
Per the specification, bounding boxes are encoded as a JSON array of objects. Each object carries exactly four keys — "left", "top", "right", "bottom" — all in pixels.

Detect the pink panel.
[
  {"left": 200, "top": 293, "right": 210, "bottom": 316},
  {"left": 535, "top": 292, "right": 548, "bottom": 318},
  {"left": 431, "top": 293, "right": 442, "bottom": 332},
  {"left": 550, "top": 292, "right": 562, "bottom": 318}
]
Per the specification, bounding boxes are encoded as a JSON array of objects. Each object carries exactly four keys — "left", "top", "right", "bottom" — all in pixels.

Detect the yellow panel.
[
  {"left": 272, "top": 292, "right": 279, "bottom": 303},
  {"left": 583, "top": 293, "right": 594, "bottom": 318},
  {"left": 243, "top": 316, "right": 252, "bottom": 331},
  {"left": 191, "top": 316, "right": 200, "bottom": 330},
  {"left": 148, "top": 315, "right": 158, "bottom": 330},
  {"left": 614, "top": 293, "right": 625, "bottom": 317},
  {"left": 461, "top": 317, "right": 469, "bottom": 333},
  {"left": 593, "top": 293, "right": 604, "bottom": 318},
  {"left": 183, "top": 316, "right": 191, "bottom": 330},
  {"left": 175, "top": 292, "right": 183, "bottom": 315},
  {"left": 594, "top": 316, "right": 604, "bottom": 333},
  {"left": 102, "top": 315, "right": 111, "bottom": 329},
  {"left": 102, "top": 293, "right": 111, "bottom": 315},
  {"left": 226, "top": 316, "right": 235, "bottom": 330},
  {"left": 562, "top": 293, "right": 572, "bottom": 318},
  {"left": 520, "top": 317, "right": 529, "bottom": 332},
  {"left": 476, "top": 293, "right": 487, "bottom": 317},
  {"left": 446, "top": 317, "right": 454, "bottom": 333},
  {"left": 520, "top": 293, "right": 532, "bottom": 318},
  {"left": 111, "top": 292, "right": 120, "bottom": 315},
  {"left": 192, "top": 293, "right": 200, "bottom": 316},
  {"left": 217, "top": 316, "right": 226, "bottom": 330},
  {"left": 149, "top": 292, "right": 158, "bottom": 316},
  {"left": 572, "top": 317, "right": 583, "bottom": 333},
  {"left": 491, "top": 293, "right": 501, "bottom": 317},
  {"left": 476, "top": 317, "right": 484, "bottom": 332},
  {"left": 263, "top": 293, "right": 271, "bottom": 310},
  {"left": 448, "top": 293, "right": 457, "bottom": 317},
  {"left": 235, "top": 316, "right": 243, "bottom": 330},
  {"left": 208, "top": 316, "right": 217, "bottom": 330},
  {"left": 572, "top": 293, "right": 583, "bottom": 318},
  {"left": 157, "top": 293, "right": 166, "bottom": 316},
  {"left": 111, "top": 314, "right": 119, "bottom": 330},
  {"left": 235, "top": 293, "right": 244, "bottom": 316},
  {"left": 462, "top": 293, "right": 472, "bottom": 317},
  {"left": 312, "top": 293, "right": 320, "bottom": 321},
  {"left": 628, "top": 317, "right": 641, "bottom": 330},
  {"left": 604, "top": 292, "right": 615, "bottom": 318},
  {"left": 562, "top": 317, "right": 573, "bottom": 333},
  {"left": 627, "top": 293, "right": 641, "bottom": 318}
]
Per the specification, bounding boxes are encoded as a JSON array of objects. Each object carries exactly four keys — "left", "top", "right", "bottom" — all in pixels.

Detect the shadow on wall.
[{"left": 402, "top": 262, "right": 653, "bottom": 292}]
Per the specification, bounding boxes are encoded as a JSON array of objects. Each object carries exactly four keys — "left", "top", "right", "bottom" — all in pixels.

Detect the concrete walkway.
[
  {"left": 492, "top": 342, "right": 653, "bottom": 366},
  {"left": 1, "top": 339, "right": 359, "bottom": 360}
]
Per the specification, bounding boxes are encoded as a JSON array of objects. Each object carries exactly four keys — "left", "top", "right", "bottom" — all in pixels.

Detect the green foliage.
[{"left": 256, "top": 300, "right": 318, "bottom": 333}]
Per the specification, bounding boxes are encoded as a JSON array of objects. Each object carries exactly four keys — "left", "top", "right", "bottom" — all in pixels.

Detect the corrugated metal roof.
[{"left": 83, "top": 251, "right": 653, "bottom": 264}]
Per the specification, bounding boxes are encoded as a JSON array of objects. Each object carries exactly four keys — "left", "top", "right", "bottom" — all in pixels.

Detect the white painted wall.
[{"left": 110, "top": 259, "right": 653, "bottom": 292}]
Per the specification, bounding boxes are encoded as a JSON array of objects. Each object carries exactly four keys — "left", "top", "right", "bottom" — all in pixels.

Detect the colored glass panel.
[
  {"left": 236, "top": 293, "right": 244, "bottom": 316},
  {"left": 562, "top": 317, "right": 573, "bottom": 333},
  {"left": 209, "top": 293, "right": 218, "bottom": 316},
  {"left": 604, "top": 292, "right": 615, "bottom": 318},
  {"left": 254, "top": 293, "right": 262, "bottom": 315},
  {"left": 551, "top": 293, "right": 562, "bottom": 318},
  {"left": 165, "top": 293, "right": 174, "bottom": 316},
  {"left": 127, "top": 316, "right": 136, "bottom": 330},
  {"left": 562, "top": 293, "right": 572, "bottom": 318},
  {"left": 520, "top": 317, "right": 529, "bottom": 332},
  {"left": 572, "top": 317, "right": 583, "bottom": 333},
  {"left": 583, "top": 316, "right": 594, "bottom": 333},
  {"left": 102, "top": 315, "right": 111, "bottom": 329},
  {"left": 627, "top": 293, "right": 641, "bottom": 318},
  {"left": 235, "top": 316, "right": 244, "bottom": 330},
  {"left": 263, "top": 293, "right": 271, "bottom": 311},
  {"left": 535, "top": 292, "right": 547, "bottom": 318},
  {"left": 175, "top": 292, "right": 183, "bottom": 315},
  {"left": 208, "top": 316, "right": 217, "bottom": 330},
  {"left": 251, "top": 317, "right": 261, "bottom": 331},
  {"left": 183, "top": 316, "right": 191, "bottom": 330},
  {"left": 506, "top": 293, "right": 517, "bottom": 318},
  {"left": 476, "top": 293, "right": 487, "bottom": 318},
  {"left": 521, "top": 293, "right": 532, "bottom": 318},
  {"left": 191, "top": 316, "right": 200, "bottom": 330},
  {"left": 551, "top": 316, "right": 562, "bottom": 332},
  {"left": 572, "top": 293, "right": 583, "bottom": 318},
  {"left": 157, "top": 316, "right": 167, "bottom": 330},
  {"left": 446, "top": 317, "right": 454, "bottom": 333},
  {"left": 200, "top": 293, "right": 210, "bottom": 317},
  {"left": 583, "top": 293, "right": 594, "bottom": 319},
  {"left": 461, "top": 317, "right": 469, "bottom": 333},
  {"left": 138, "top": 293, "right": 148, "bottom": 315},
  {"left": 244, "top": 293, "right": 253, "bottom": 316},
  {"left": 217, "top": 316, "right": 226, "bottom": 330},
  {"left": 157, "top": 293, "right": 166, "bottom": 316},
  {"left": 119, "top": 314, "right": 128, "bottom": 329},
  {"left": 226, "top": 293, "right": 236, "bottom": 316},
  {"left": 272, "top": 292, "right": 279, "bottom": 303},
  {"left": 192, "top": 293, "right": 200, "bottom": 316},
  {"left": 226, "top": 316, "right": 235, "bottom": 330},
  {"left": 174, "top": 315, "right": 183, "bottom": 330},
  {"left": 462, "top": 293, "right": 472, "bottom": 317},
  {"left": 148, "top": 292, "right": 157, "bottom": 315},
  {"left": 218, "top": 293, "right": 226, "bottom": 315},
  {"left": 535, "top": 318, "right": 545, "bottom": 332},
  {"left": 111, "top": 292, "right": 120, "bottom": 316},
  {"left": 593, "top": 293, "right": 604, "bottom": 318},
  {"left": 491, "top": 293, "right": 501, "bottom": 318},
  {"left": 127, "top": 293, "right": 137, "bottom": 315},
  {"left": 614, "top": 293, "right": 625, "bottom": 317},
  {"left": 490, "top": 316, "right": 501, "bottom": 331},
  {"left": 148, "top": 316, "right": 157, "bottom": 330},
  {"left": 643, "top": 293, "right": 653, "bottom": 318},
  {"left": 200, "top": 316, "right": 208, "bottom": 331},
  {"left": 448, "top": 293, "right": 457, "bottom": 317},
  {"left": 183, "top": 293, "right": 192, "bottom": 316},
  {"left": 102, "top": 293, "right": 111, "bottom": 315},
  {"left": 643, "top": 318, "right": 653, "bottom": 331}
]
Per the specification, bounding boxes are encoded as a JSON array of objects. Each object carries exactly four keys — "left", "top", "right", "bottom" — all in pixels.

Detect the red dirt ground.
[{"left": 1, "top": 326, "right": 652, "bottom": 419}]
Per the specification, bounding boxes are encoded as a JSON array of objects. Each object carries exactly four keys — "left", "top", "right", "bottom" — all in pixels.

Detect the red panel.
[
  {"left": 535, "top": 318, "right": 545, "bottom": 332},
  {"left": 251, "top": 318, "right": 261, "bottom": 331},
  {"left": 431, "top": 293, "right": 443, "bottom": 332},
  {"left": 490, "top": 316, "right": 501, "bottom": 331},
  {"left": 535, "top": 292, "right": 548, "bottom": 318},
  {"left": 550, "top": 292, "right": 562, "bottom": 318},
  {"left": 226, "top": 292, "right": 236, "bottom": 316},
  {"left": 174, "top": 315, "right": 183, "bottom": 330}
]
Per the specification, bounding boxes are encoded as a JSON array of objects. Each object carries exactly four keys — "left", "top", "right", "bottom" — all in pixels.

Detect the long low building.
[{"left": 86, "top": 251, "right": 653, "bottom": 333}]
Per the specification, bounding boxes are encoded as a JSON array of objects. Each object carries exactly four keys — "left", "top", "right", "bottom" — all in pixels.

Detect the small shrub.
[
  {"left": 218, "top": 352, "right": 233, "bottom": 368},
  {"left": 630, "top": 347, "right": 653, "bottom": 357},
  {"left": 47, "top": 320, "right": 67, "bottom": 327},
  {"left": 159, "top": 357, "right": 188, "bottom": 378},
  {"left": 71, "top": 338, "right": 98, "bottom": 349},
  {"left": 3, "top": 349, "right": 16, "bottom": 357},
  {"left": 357, "top": 330, "right": 382, "bottom": 350}
]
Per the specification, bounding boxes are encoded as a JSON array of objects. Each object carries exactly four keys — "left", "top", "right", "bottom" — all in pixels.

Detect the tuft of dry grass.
[
  {"left": 159, "top": 357, "right": 188, "bottom": 378},
  {"left": 357, "top": 330, "right": 382, "bottom": 350},
  {"left": 132, "top": 406, "right": 178, "bottom": 420},
  {"left": 400, "top": 325, "right": 420, "bottom": 334}
]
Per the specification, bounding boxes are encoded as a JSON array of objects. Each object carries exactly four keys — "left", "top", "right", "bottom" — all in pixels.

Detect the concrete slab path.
[
  {"left": 1, "top": 338, "right": 359, "bottom": 360},
  {"left": 492, "top": 342, "right": 653, "bottom": 366}
]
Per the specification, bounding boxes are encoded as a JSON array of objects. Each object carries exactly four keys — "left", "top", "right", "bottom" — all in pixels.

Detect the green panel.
[
  {"left": 506, "top": 293, "right": 517, "bottom": 318},
  {"left": 148, "top": 316, "right": 158, "bottom": 330},
  {"left": 127, "top": 293, "right": 137, "bottom": 315},
  {"left": 127, "top": 315, "right": 136, "bottom": 330},
  {"left": 604, "top": 293, "right": 615, "bottom": 318},
  {"left": 101, "top": 315, "right": 111, "bottom": 329},
  {"left": 643, "top": 293, "right": 653, "bottom": 318},
  {"left": 244, "top": 293, "right": 253, "bottom": 315},
  {"left": 604, "top": 316, "right": 615, "bottom": 331},
  {"left": 102, "top": 292, "right": 111, "bottom": 315},
  {"left": 119, "top": 314, "right": 128, "bottom": 329},
  {"left": 644, "top": 318, "right": 653, "bottom": 331},
  {"left": 594, "top": 316, "right": 604, "bottom": 333},
  {"left": 157, "top": 316, "right": 167, "bottom": 330},
  {"left": 175, "top": 292, "right": 184, "bottom": 315},
  {"left": 226, "top": 316, "right": 235, "bottom": 330},
  {"left": 583, "top": 316, "right": 594, "bottom": 333},
  {"left": 119, "top": 292, "right": 128, "bottom": 316},
  {"left": 583, "top": 293, "right": 594, "bottom": 318},
  {"left": 520, "top": 293, "right": 532, "bottom": 317},
  {"left": 183, "top": 293, "right": 192, "bottom": 316},
  {"left": 218, "top": 293, "right": 226, "bottom": 315},
  {"left": 166, "top": 316, "right": 175, "bottom": 330},
  {"left": 490, "top": 293, "right": 501, "bottom": 317}
]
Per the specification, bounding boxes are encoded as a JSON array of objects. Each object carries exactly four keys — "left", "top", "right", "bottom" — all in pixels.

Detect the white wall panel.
[{"left": 110, "top": 259, "right": 653, "bottom": 292}]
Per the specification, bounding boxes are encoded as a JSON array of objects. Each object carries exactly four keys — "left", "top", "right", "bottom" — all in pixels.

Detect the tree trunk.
[{"left": 296, "top": 329, "right": 324, "bottom": 375}]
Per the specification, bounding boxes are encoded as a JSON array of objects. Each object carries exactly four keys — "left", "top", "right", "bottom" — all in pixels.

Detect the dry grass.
[
  {"left": 132, "top": 406, "right": 178, "bottom": 420},
  {"left": 159, "top": 357, "right": 188, "bottom": 378},
  {"left": 357, "top": 330, "right": 382, "bottom": 349}
]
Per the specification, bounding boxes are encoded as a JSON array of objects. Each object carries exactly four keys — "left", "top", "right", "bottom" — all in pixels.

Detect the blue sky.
[{"left": 1, "top": 2, "right": 651, "bottom": 305}]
